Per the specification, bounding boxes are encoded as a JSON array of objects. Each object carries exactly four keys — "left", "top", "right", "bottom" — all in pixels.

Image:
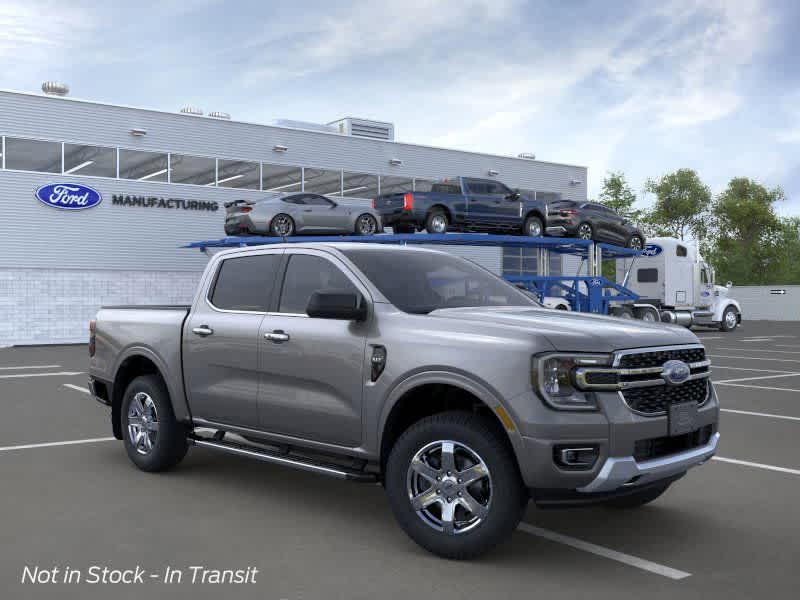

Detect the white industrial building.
[{"left": 0, "top": 85, "right": 588, "bottom": 345}]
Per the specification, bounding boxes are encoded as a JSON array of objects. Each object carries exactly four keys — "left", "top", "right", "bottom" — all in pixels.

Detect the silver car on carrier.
[{"left": 224, "top": 192, "right": 383, "bottom": 237}]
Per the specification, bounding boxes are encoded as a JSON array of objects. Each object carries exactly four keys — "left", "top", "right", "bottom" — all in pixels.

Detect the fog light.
[{"left": 554, "top": 446, "right": 599, "bottom": 469}]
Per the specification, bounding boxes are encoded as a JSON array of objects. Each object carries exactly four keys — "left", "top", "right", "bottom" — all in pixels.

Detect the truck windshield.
[{"left": 340, "top": 248, "right": 539, "bottom": 314}]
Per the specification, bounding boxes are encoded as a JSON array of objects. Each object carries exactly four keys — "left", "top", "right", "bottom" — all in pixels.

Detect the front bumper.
[{"left": 577, "top": 432, "right": 719, "bottom": 493}]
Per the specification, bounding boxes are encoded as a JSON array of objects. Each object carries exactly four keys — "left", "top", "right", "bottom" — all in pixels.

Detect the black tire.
[
  {"left": 612, "top": 306, "right": 635, "bottom": 319},
  {"left": 634, "top": 306, "right": 660, "bottom": 323},
  {"left": 354, "top": 213, "right": 379, "bottom": 235},
  {"left": 269, "top": 213, "right": 295, "bottom": 237},
  {"left": 604, "top": 481, "right": 671, "bottom": 508},
  {"left": 121, "top": 375, "right": 188, "bottom": 472},
  {"left": 523, "top": 215, "right": 544, "bottom": 237},
  {"left": 393, "top": 224, "right": 416, "bottom": 234},
  {"left": 385, "top": 411, "right": 527, "bottom": 559},
  {"left": 425, "top": 209, "right": 449, "bottom": 234},
  {"left": 576, "top": 222, "right": 594, "bottom": 240},
  {"left": 627, "top": 235, "right": 644, "bottom": 250},
  {"left": 720, "top": 306, "right": 739, "bottom": 332}
]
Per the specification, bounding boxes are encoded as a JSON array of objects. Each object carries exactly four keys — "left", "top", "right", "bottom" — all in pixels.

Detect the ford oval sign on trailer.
[
  {"left": 35, "top": 183, "right": 103, "bottom": 210},
  {"left": 642, "top": 244, "right": 663, "bottom": 257}
]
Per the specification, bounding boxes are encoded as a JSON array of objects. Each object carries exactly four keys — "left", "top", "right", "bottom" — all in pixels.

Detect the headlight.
[{"left": 532, "top": 353, "right": 612, "bottom": 411}]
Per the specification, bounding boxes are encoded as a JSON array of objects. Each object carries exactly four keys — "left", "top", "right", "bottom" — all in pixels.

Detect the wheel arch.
[
  {"left": 427, "top": 204, "right": 453, "bottom": 221},
  {"left": 523, "top": 209, "right": 545, "bottom": 224},
  {"left": 377, "top": 371, "right": 524, "bottom": 476}
]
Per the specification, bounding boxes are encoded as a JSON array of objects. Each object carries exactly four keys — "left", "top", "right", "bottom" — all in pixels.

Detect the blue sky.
[{"left": 3, "top": 0, "right": 799, "bottom": 215}]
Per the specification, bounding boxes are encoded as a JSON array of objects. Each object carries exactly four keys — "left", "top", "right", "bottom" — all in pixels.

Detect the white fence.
[{"left": 729, "top": 285, "right": 800, "bottom": 321}]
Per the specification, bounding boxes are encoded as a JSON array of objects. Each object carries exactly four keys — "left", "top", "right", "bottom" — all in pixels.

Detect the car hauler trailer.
[
  {"left": 185, "top": 233, "right": 642, "bottom": 316},
  {"left": 615, "top": 237, "right": 742, "bottom": 331}
]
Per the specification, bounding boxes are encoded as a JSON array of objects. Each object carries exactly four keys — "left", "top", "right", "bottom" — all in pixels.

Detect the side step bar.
[{"left": 189, "top": 436, "right": 378, "bottom": 483}]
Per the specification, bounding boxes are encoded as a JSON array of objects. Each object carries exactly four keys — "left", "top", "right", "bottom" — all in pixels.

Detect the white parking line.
[
  {"left": 713, "top": 457, "right": 800, "bottom": 476},
  {"left": 715, "top": 373, "right": 800, "bottom": 384},
  {"left": 0, "top": 437, "right": 115, "bottom": 453},
  {"left": 0, "top": 364, "right": 62, "bottom": 370},
  {"left": 0, "top": 371, "right": 84, "bottom": 379},
  {"left": 711, "top": 365, "right": 797, "bottom": 373},
  {"left": 714, "top": 382, "right": 800, "bottom": 393},
  {"left": 63, "top": 383, "right": 90, "bottom": 394},
  {"left": 721, "top": 408, "right": 800, "bottom": 422},
  {"left": 696, "top": 336, "right": 723, "bottom": 340},
  {"left": 517, "top": 523, "right": 691, "bottom": 580},
  {"left": 708, "top": 354, "right": 800, "bottom": 363},
  {"left": 715, "top": 347, "right": 800, "bottom": 355},
  {"left": 740, "top": 338, "right": 773, "bottom": 342}
]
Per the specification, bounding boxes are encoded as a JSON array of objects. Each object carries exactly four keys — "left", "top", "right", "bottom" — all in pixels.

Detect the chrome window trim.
[
  {"left": 204, "top": 249, "right": 284, "bottom": 315},
  {"left": 611, "top": 343, "right": 705, "bottom": 367}
]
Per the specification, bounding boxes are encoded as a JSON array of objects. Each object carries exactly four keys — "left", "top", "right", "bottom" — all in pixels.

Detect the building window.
[
  {"left": 502, "top": 249, "right": 562, "bottom": 278},
  {"left": 170, "top": 154, "right": 216, "bottom": 186},
  {"left": 262, "top": 163, "right": 302, "bottom": 192},
  {"left": 217, "top": 159, "right": 260, "bottom": 189},
  {"left": 304, "top": 167, "right": 342, "bottom": 196},
  {"left": 379, "top": 176, "right": 413, "bottom": 195},
  {"left": 63, "top": 143, "right": 117, "bottom": 177},
  {"left": 341, "top": 171, "right": 379, "bottom": 199},
  {"left": 4, "top": 137, "right": 61, "bottom": 173},
  {"left": 119, "top": 149, "right": 169, "bottom": 182}
]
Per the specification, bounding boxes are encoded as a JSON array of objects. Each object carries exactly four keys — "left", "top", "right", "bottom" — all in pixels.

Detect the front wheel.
[
  {"left": 121, "top": 375, "right": 188, "bottom": 472},
  {"left": 577, "top": 222, "right": 594, "bottom": 240},
  {"left": 385, "top": 412, "right": 527, "bottom": 559},
  {"left": 720, "top": 306, "right": 739, "bottom": 331},
  {"left": 523, "top": 215, "right": 544, "bottom": 237},
  {"left": 425, "top": 210, "right": 449, "bottom": 234},
  {"left": 355, "top": 213, "right": 379, "bottom": 235}
]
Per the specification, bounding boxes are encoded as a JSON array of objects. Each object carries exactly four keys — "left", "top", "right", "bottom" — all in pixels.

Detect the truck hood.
[{"left": 428, "top": 306, "right": 699, "bottom": 353}]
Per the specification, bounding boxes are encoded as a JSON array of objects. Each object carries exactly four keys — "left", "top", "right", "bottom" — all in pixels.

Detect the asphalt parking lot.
[{"left": 1, "top": 322, "right": 799, "bottom": 599}]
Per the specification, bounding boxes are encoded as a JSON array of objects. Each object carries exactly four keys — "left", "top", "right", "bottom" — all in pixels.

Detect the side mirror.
[
  {"left": 506, "top": 191, "right": 521, "bottom": 201},
  {"left": 726, "top": 281, "right": 733, "bottom": 288},
  {"left": 306, "top": 290, "right": 367, "bottom": 321}
]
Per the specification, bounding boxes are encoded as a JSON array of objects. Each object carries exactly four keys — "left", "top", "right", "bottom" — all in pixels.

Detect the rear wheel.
[
  {"left": 355, "top": 213, "right": 378, "bottom": 235},
  {"left": 634, "top": 306, "right": 660, "bottom": 323},
  {"left": 577, "top": 222, "right": 594, "bottom": 240},
  {"left": 604, "top": 482, "right": 671, "bottom": 508},
  {"left": 613, "top": 306, "right": 635, "bottom": 320},
  {"left": 720, "top": 306, "right": 738, "bottom": 331},
  {"left": 270, "top": 213, "right": 295, "bottom": 237},
  {"left": 121, "top": 375, "right": 188, "bottom": 472},
  {"left": 523, "top": 215, "right": 544, "bottom": 237},
  {"left": 385, "top": 411, "right": 527, "bottom": 559},
  {"left": 425, "top": 209, "right": 449, "bottom": 234}
]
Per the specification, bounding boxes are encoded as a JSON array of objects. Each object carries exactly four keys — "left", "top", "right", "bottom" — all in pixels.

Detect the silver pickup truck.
[{"left": 89, "top": 242, "right": 719, "bottom": 559}]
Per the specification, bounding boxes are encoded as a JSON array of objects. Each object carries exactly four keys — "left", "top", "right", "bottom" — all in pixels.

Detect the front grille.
[
  {"left": 622, "top": 378, "right": 708, "bottom": 414},
  {"left": 634, "top": 425, "right": 714, "bottom": 461},
  {"left": 618, "top": 347, "right": 706, "bottom": 369}
]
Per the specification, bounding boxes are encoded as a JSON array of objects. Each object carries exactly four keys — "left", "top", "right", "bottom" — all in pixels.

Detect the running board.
[{"left": 189, "top": 436, "right": 377, "bottom": 482}]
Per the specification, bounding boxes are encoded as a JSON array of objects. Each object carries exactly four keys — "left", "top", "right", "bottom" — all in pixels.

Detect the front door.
[
  {"left": 257, "top": 250, "right": 368, "bottom": 447},
  {"left": 301, "top": 194, "right": 343, "bottom": 232},
  {"left": 464, "top": 179, "right": 519, "bottom": 228},
  {"left": 183, "top": 250, "right": 283, "bottom": 428}
]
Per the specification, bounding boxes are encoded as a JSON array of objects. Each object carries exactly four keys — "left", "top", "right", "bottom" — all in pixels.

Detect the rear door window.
[
  {"left": 210, "top": 254, "right": 281, "bottom": 312},
  {"left": 278, "top": 254, "right": 358, "bottom": 315}
]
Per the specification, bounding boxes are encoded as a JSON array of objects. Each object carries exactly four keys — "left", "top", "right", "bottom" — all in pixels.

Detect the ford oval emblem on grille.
[
  {"left": 662, "top": 360, "right": 691, "bottom": 385},
  {"left": 35, "top": 183, "right": 103, "bottom": 210}
]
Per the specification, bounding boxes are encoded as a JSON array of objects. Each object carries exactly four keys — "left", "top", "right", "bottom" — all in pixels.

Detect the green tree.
[
  {"left": 598, "top": 171, "right": 640, "bottom": 221},
  {"left": 643, "top": 169, "right": 712, "bottom": 240}
]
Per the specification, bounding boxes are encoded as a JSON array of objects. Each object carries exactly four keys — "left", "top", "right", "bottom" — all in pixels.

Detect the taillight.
[
  {"left": 240, "top": 207, "right": 252, "bottom": 213},
  {"left": 89, "top": 320, "right": 96, "bottom": 357},
  {"left": 560, "top": 209, "right": 578, "bottom": 216},
  {"left": 403, "top": 193, "right": 414, "bottom": 211}
]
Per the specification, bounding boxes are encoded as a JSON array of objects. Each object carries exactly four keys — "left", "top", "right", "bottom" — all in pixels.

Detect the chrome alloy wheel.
[
  {"left": 406, "top": 440, "right": 492, "bottom": 535},
  {"left": 272, "top": 214, "right": 294, "bottom": 236},
  {"left": 429, "top": 214, "right": 448, "bottom": 233},
  {"left": 357, "top": 214, "right": 377, "bottom": 235},
  {"left": 577, "top": 223, "right": 593, "bottom": 240},
  {"left": 725, "top": 309, "right": 738, "bottom": 329},
  {"left": 526, "top": 219, "right": 543, "bottom": 237},
  {"left": 127, "top": 392, "right": 159, "bottom": 455},
  {"left": 629, "top": 236, "right": 644, "bottom": 250}
]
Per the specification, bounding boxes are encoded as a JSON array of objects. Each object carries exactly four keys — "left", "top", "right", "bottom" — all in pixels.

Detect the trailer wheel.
[
  {"left": 612, "top": 306, "right": 634, "bottom": 319},
  {"left": 720, "top": 306, "right": 739, "bottom": 332},
  {"left": 634, "top": 306, "right": 660, "bottom": 323}
]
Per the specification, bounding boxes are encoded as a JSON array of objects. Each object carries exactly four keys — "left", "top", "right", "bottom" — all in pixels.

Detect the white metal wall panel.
[{"left": 727, "top": 286, "right": 800, "bottom": 321}]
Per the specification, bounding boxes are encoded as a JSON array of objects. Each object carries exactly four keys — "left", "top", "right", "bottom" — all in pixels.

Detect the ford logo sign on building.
[{"left": 35, "top": 183, "right": 103, "bottom": 210}]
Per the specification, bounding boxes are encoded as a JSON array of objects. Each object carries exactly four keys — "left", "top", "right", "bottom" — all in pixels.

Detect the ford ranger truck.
[
  {"left": 373, "top": 176, "right": 548, "bottom": 236},
  {"left": 88, "top": 243, "right": 719, "bottom": 559}
]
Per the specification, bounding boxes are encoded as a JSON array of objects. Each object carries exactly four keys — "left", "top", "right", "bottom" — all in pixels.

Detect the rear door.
[
  {"left": 464, "top": 179, "right": 518, "bottom": 227},
  {"left": 257, "top": 249, "right": 369, "bottom": 447},
  {"left": 183, "top": 250, "right": 283, "bottom": 428}
]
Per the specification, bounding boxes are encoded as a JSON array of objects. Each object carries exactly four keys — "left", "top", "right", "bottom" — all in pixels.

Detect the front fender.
[
  {"left": 376, "top": 368, "right": 526, "bottom": 464},
  {"left": 713, "top": 298, "right": 742, "bottom": 322}
]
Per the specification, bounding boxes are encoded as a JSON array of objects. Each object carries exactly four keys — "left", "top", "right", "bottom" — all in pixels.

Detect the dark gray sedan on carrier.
[{"left": 225, "top": 192, "right": 383, "bottom": 237}]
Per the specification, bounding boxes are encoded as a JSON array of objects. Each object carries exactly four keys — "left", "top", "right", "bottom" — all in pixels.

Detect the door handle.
[
  {"left": 303, "top": 209, "right": 313, "bottom": 212},
  {"left": 192, "top": 326, "right": 214, "bottom": 337},
  {"left": 264, "top": 330, "right": 290, "bottom": 343}
]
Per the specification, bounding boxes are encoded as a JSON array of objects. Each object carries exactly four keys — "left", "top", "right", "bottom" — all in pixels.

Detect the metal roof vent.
[
  {"left": 41, "top": 81, "right": 69, "bottom": 96},
  {"left": 328, "top": 117, "right": 395, "bottom": 141},
  {"left": 517, "top": 152, "right": 536, "bottom": 160},
  {"left": 180, "top": 106, "right": 204, "bottom": 116},
  {"left": 209, "top": 111, "right": 231, "bottom": 120}
]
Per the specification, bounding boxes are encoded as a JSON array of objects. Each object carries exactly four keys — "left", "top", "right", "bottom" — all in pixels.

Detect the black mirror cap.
[{"left": 306, "top": 290, "right": 367, "bottom": 321}]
